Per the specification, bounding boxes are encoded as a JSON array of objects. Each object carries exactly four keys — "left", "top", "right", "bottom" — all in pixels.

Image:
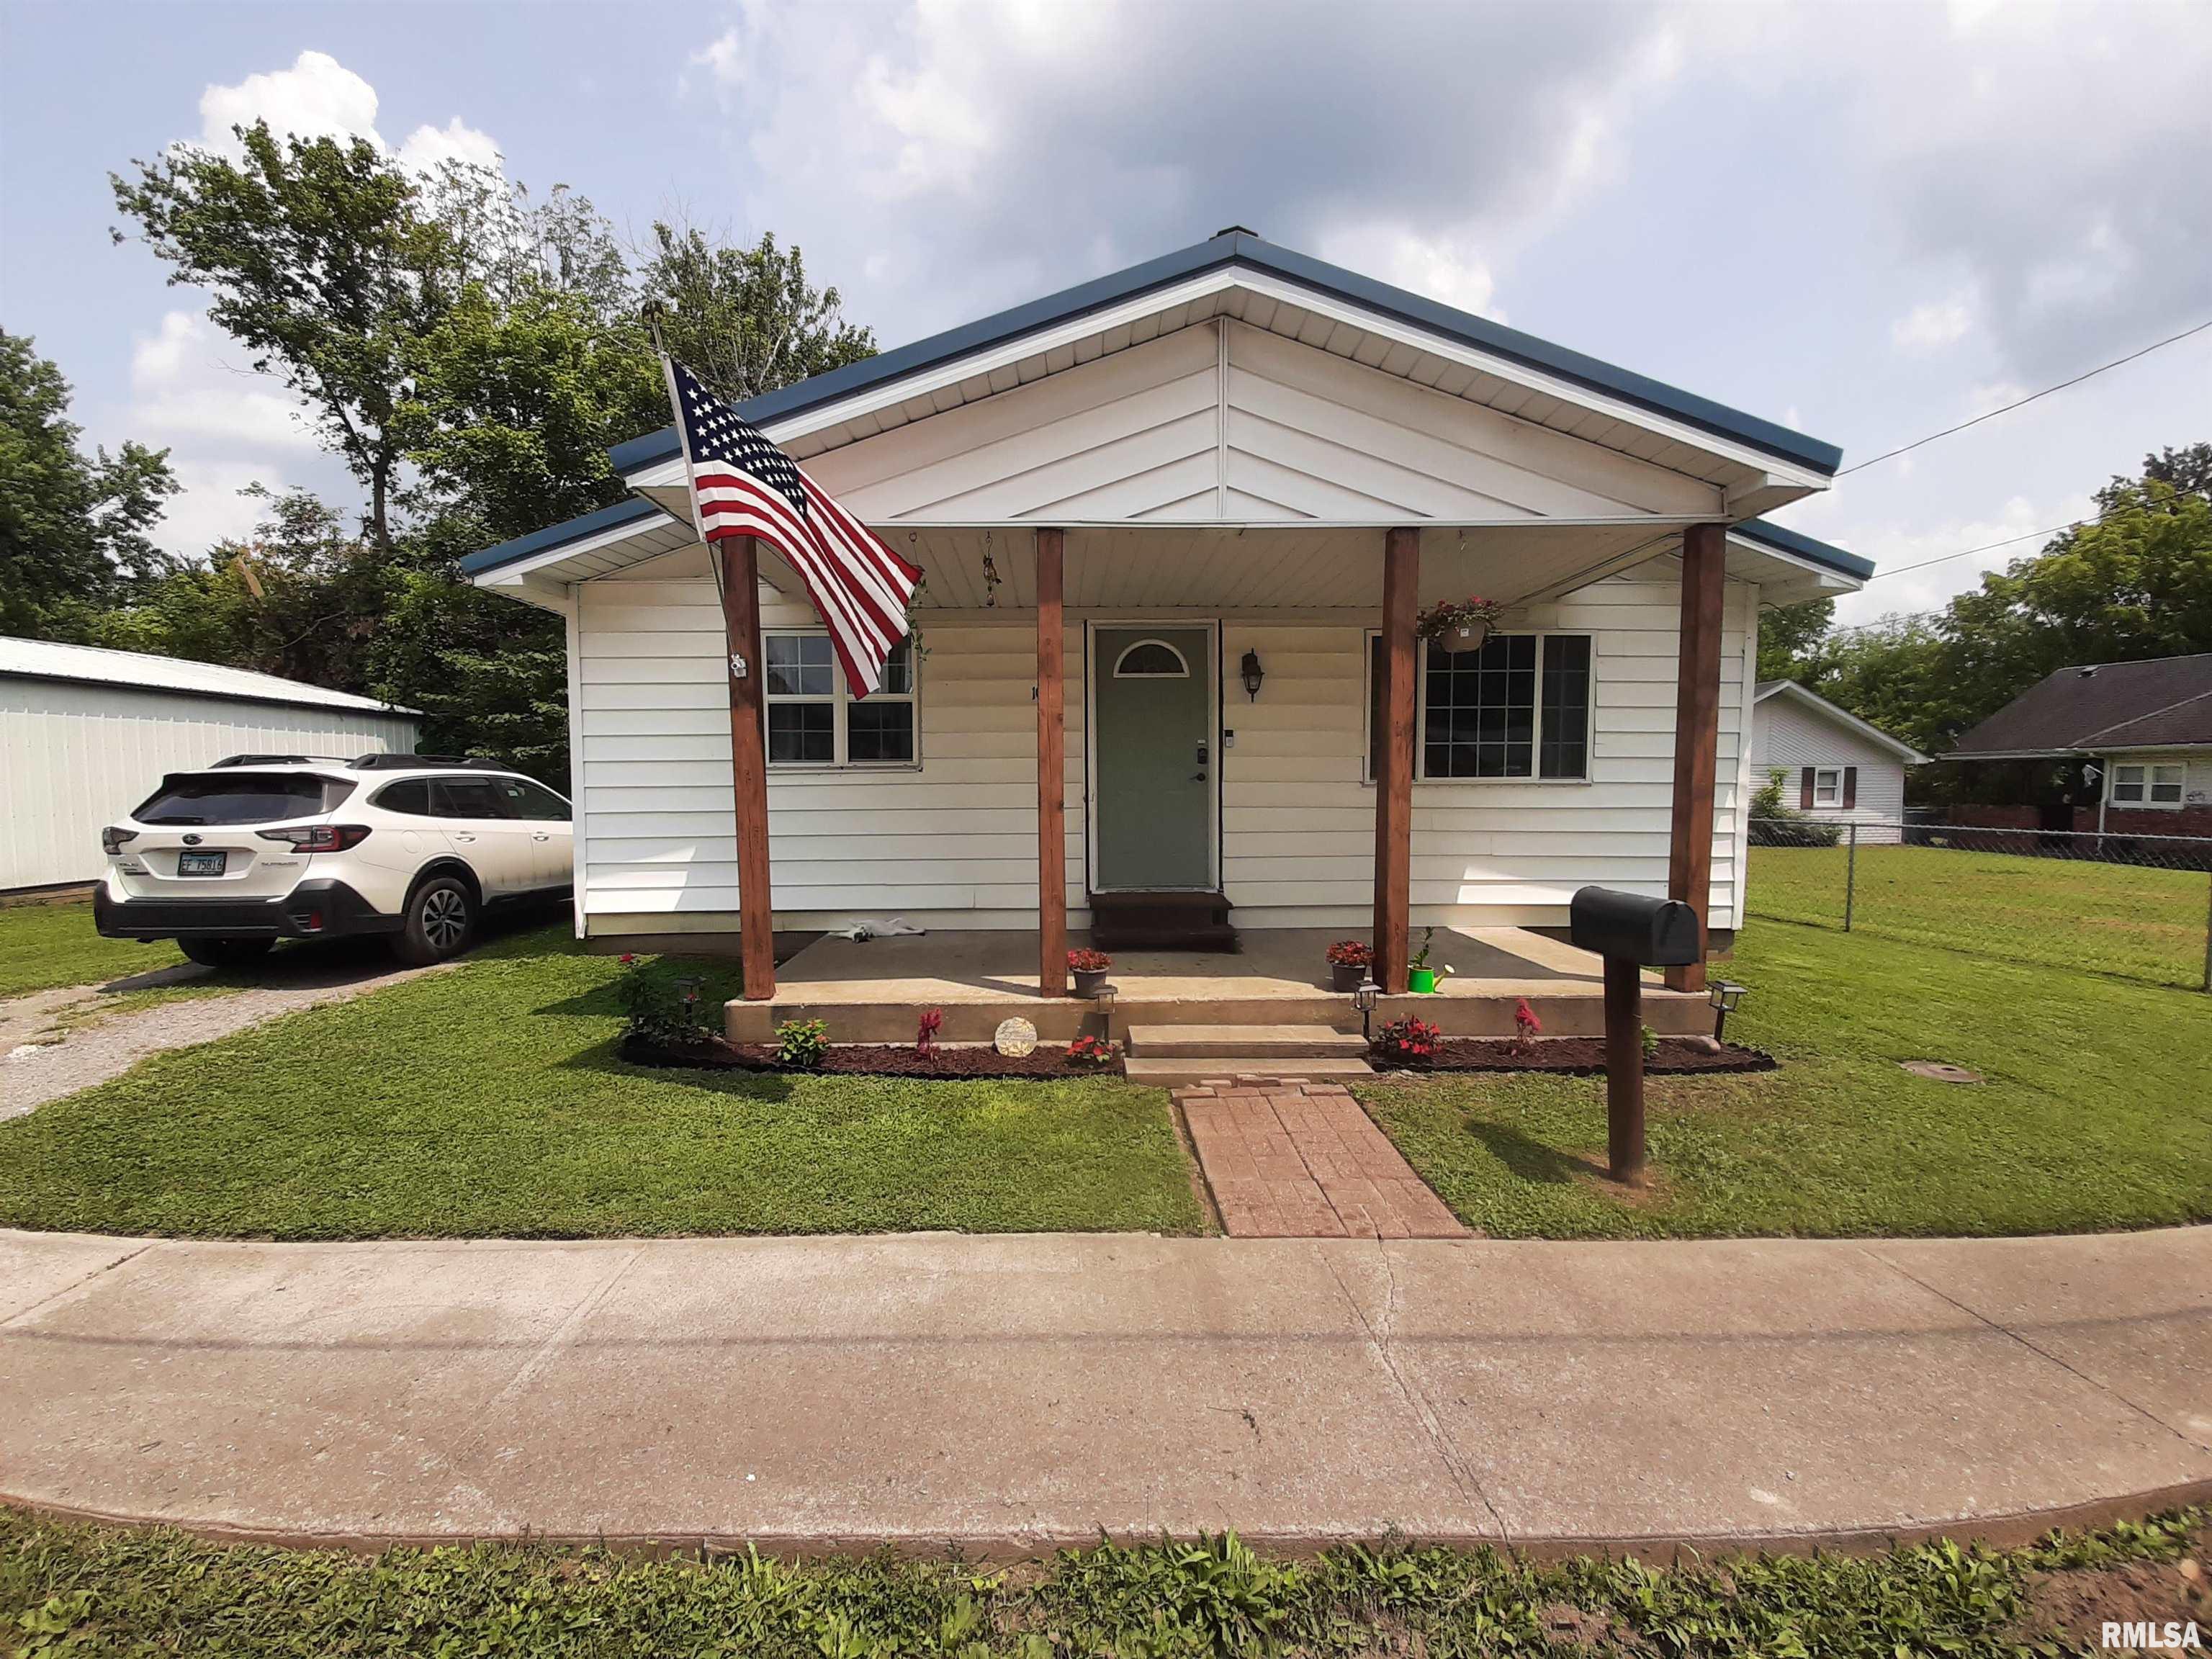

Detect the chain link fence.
[{"left": 1746, "top": 817, "right": 2212, "bottom": 991}]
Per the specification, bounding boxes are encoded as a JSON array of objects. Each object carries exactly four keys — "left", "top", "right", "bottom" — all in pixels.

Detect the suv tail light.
[
  {"left": 257, "top": 824, "right": 372, "bottom": 853},
  {"left": 102, "top": 827, "right": 138, "bottom": 855}
]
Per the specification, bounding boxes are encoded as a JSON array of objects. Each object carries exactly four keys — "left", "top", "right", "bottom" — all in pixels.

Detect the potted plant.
[
  {"left": 1068, "top": 948, "right": 1112, "bottom": 997},
  {"left": 1416, "top": 595, "right": 1506, "bottom": 654},
  {"left": 1325, "top": 938, "right": 1373, "bottom": 993},
  {"left": 1406, "top": 926, "right": 1455, "bottom": 994}
]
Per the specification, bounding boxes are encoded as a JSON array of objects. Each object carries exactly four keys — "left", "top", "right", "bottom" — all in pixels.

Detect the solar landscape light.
[
  {"left": 1708, "top": 980, "right": 1748, "bottom": 1044},
  {"left": 1352, "top": 976, "right": 1380, "bottom": 1040}
]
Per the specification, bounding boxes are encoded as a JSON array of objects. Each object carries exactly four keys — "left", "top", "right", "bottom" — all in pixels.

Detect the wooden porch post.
[
  {"left": 1665, "top": 522, "right": 1727, "bottom": 993},
  {"left": 1035, "top": 527, "right": 1067, "bottom": 997},
  {"left": 1372, "top": 526, "right": 1419, "bottom": 993},
  {"left": 721, "top": 536, "right": 776, "bottom": 999}
]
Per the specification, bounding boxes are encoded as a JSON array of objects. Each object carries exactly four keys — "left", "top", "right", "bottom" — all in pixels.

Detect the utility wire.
[
  {"left": 1836, "top": 315, "right": 2212, "bottom": 477},
  {"left": 1865, "top": 486, "right": 2209, "bottom": 582}
]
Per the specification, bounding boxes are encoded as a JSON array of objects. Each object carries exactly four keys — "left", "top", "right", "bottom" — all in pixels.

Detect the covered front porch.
[{"left": 724, "top": 922, "right": 1716, "bottom": 1044}]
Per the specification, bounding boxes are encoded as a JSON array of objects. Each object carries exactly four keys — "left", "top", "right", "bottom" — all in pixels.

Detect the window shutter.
[
  {"left": 1799, "top": 767, "right": 1815, "bottom": 809},
  {"left": 1842, "top": 766, "right": 1858, "bottom": 809}
]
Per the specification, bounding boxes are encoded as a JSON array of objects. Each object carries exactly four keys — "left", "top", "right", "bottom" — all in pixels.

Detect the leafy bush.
[
  {"left": 615, "top": 954, "right": 711, "bottom": 1047},
  {"left": 773, "top": 1017, "right": 829, "bottom": 1068},
  {"left": 1325, "top": 939, "right": 1373, "bottom": 967},
  {"left": 916, "top": 1008, "right": 942, "bottom": 1058},
  {"left": 1512, "top": 996, "right": 1542, "bottom": 1053},
  {"left": 1372, "top": 1014, "right": 1441, "bottom": 1064},
  {"left": 1067, "top": 948, "right": 1112, "bottom": 974}
]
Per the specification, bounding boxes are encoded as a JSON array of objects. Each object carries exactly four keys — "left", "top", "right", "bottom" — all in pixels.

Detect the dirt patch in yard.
[
  {"left": 2021, "top": 1529, "right": 2207, "bottom": 1651},
  {"left": 1384, "top": 1036, "right": 1775, "bottom": 1076},
  {"left": 620, "top": 1033, "right": 1122, "bottom": 1079}
]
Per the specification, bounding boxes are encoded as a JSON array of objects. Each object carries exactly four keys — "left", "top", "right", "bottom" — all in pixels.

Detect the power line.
[
  {"left": 1837, "top": 315, "right": 2212, "bottom": 477},
  {"left": 1865, "top": 486, "right": 2209, "bottom": 582}
]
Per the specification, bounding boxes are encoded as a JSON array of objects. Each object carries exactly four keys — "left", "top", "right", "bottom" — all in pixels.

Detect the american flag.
[{"left": 668, "top": 359, "right": 922, "bottom": 697}]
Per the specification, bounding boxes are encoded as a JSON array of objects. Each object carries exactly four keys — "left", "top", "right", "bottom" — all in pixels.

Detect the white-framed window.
[
  {"left": 763, "top": 631, "right": 917, "bottom": 767},
  {"left": 1364, "top": 632, "right": 1595, "bottom": 782},
  {"left": 1812, "top": 767, "right": 1843, "bottom": 807},
  {"left": 2109, "top": 762, "right": 2185, "bottom": 807}
]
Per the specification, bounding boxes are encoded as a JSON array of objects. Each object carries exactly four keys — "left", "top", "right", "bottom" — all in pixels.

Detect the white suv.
[{"left": 94, "top": 755, "right": 573, "bottom": 968}]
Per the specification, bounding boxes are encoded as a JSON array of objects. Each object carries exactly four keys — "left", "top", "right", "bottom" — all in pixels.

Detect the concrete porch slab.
[{"left": 727, "top": 927, "right": 1714, "bottom": 1043}]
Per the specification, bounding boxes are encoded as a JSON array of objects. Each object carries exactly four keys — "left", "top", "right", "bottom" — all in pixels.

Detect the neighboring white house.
[
  {"left": 464, "top": 229, "right": 1872, "bottom": 981},
  {"left": 1750, "top": 680, "right": 1927, "bottom": 842},
  {"left": 0, "top": 638, "right": 420, "bottom": 891}
]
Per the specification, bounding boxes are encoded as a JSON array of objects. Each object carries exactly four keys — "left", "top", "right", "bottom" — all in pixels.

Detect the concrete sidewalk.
[{"left": 2, "top": 1226, "right": 2207, "bottom": 1555}]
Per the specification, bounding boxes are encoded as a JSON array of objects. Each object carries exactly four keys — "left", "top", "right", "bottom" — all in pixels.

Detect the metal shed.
[{"left": 0, "top": 637, "right": 421, "bottom": 891}]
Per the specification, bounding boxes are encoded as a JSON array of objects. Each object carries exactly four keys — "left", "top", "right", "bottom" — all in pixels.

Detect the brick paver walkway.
[{"left": 1176, "top": 1077, "right": 1472, "bottom": 1238}]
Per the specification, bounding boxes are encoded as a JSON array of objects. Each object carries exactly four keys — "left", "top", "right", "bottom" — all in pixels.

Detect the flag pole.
[{"left": 644, "top": 303, "right": 727, "bottom": 619}]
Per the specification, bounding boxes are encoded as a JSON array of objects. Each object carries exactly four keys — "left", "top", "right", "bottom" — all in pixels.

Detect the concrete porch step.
[
  {"left": 1124, "top": 1055, "right": 1376, "bottom": 1087},
  {"left": 1125, "top": 1023, "right": 1367, "bottom": 1059}
]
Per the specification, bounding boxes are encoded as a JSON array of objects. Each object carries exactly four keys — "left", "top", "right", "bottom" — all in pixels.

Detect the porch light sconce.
[
  {"left": 1239, "top": 649, "right": 1264, "bottom": 701},
  {"left": 1352, "top": 976, "right": 1380, "bottom": 1041},
  {"left": 1708, "top": 980, "right": 1747, "bottom": 1045}
]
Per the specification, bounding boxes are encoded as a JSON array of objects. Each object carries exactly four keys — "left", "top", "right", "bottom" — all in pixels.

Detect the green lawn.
[
  {"left": 1749, "top": 838, "right": 2211, "bottom": 988},
  {"left": 4, "top": 1503, "right": 2197, "bottom": 1658},
  {"left": 1362, "top": 917, "right": 2212, "bottom": 1239},
  {"left": 0, "top": 899, "right": 186, "bottom": 999},
  {"left": 0, "top": 927, "right": 1202, "bottom": 1240}
]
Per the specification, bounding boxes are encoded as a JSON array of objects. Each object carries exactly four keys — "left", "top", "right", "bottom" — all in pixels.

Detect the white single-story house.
[
  {"left": 464, "top": 228, "right": 1871, "bottom": 1015},
  {"left": 1750, "top": 680, "right": 1927, "bottom": 842},
  {"left": 0, "top": 637, "right": 420, "bottom": 891}
]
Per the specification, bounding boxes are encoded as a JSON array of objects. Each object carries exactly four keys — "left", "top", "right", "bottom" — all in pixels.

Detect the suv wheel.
[
  {"left": 179, "top": 936, "right": 275, "bottom": 970},
  {"left": 395, "top": 875, "right": 477, "bottom": 965}
]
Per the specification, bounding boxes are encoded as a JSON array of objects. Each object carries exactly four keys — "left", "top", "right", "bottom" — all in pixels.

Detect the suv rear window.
[{"left": 132, "top": 773, "right": 354, "bottom": 826}]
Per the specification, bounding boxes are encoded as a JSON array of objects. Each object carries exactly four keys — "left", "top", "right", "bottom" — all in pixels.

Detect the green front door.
[{"left": 1092, "top": 626, "right": 1215, "bottom": 890}]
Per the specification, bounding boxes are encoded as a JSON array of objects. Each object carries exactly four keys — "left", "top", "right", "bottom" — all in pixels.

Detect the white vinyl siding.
[
  {"left": 0, "top": 680, "right": 418, "bottom": 891},
  {"left": 575, "top": 550, "right": 1082, "bottom": 932},
  {"left": 574, "top": 566, "right": 1756, "bottom": 936},
  {"left": 1220, "top": 577, "right": 1755, "bottom": 930},
  {"left": 1748, "top": 691, "right": 1911, "bottom": 842}
]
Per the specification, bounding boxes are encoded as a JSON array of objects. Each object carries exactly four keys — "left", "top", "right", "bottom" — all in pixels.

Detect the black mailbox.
[{"left": 1569, "top": 886, "right": 1701, "bottom": 967}]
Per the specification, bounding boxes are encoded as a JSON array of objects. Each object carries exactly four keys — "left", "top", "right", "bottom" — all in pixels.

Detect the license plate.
[{"left": 176, "top": 851, "right": 228, "bottom": 877}]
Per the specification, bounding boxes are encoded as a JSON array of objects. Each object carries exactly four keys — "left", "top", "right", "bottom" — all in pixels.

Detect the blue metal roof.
[
  {"left": 607, "top": 229, "right": 1844, "bottom": 480},
  {"left": 457, "top": 495, "right": 669, "bottom": 578},
  {"left": 1731, "top": 516, "right": 1874, "bottom": 581}
]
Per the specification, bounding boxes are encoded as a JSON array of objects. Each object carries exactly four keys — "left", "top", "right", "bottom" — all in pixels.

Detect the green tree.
[
  {"left": 111, "top": 123, "right": 456, "bottom": 548},
  {"left": 640, "top": 220, "right": 875, "bottom": 404},
  {"left": 1755, "top": 597, "right": 1835, "bottom": 685},
  {"left": 0, "top": 330, "right": 177, "bottom": 638}
]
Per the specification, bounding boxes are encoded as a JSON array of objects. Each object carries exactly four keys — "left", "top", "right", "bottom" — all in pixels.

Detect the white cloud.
[
  {"left": 130, "top": 310, "right": 320, "bottom": 455},
  {"left": 1891, "top": 295, "right": 1974, "bottom": 352},
  {"left": 153, "top": 460, "right": 291, "bottom": 559},
  {"left": 194, "top": 50, "right": 500, "bottom": 179},
  {"left": 197, "top": 50, "right": 380, "bottom": 155},
  {"left": 397, "top": 117, "right": 503, "bottom": 177}
]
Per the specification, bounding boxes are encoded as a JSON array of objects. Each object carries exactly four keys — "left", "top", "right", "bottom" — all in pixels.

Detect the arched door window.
[{"left": 1112, "top": 638, "right": 1190, "bottom": 678}]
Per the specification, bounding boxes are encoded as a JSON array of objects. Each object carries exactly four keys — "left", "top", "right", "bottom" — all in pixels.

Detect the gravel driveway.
[{"left": 1, "top": 943, "right": 444, "bottom": 1122}]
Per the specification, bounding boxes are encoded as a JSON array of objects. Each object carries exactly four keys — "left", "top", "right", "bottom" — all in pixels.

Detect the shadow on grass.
[
  {"left": 552, "top": 1036, "right": 801, "bottom": 1103},
  {"left": 1457, "top": 1113, "right": 1613, "bottom": 1187}
]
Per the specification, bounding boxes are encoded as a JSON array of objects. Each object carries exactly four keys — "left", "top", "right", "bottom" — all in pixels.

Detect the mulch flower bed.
[
  {"left": 619, "top": 1033, "right": 1118, "bottom": 1079},
  {"left": 1383, "top": 1037, "right": 1775, "bottom": 1076}
]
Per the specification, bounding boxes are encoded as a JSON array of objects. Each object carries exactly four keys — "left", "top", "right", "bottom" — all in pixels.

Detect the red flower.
[
  {"left": 618, "top": 953, "right": 637, "bottom": 966},
  {"left": 1513, "top": 997, "right": 1542, "bottom": 1051},
  {"left": 1067, "top": 948, "right": 1112, "bottom": 973}
]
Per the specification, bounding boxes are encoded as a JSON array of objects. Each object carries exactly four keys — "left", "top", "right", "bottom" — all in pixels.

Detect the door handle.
[
  {"left": 532, "top": 832, "right": 551, "bottom": 841},
  {"left": 452, "top": 832, "right": 478, "bottom": 843},
  {"left": 1192, "top": 771, "right": 1208, "bottom": 782}
]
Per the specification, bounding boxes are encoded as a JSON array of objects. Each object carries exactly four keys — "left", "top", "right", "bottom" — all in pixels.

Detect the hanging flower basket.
[{"left": 1416, "top": 597, "right": 1506, "bottom": 654}]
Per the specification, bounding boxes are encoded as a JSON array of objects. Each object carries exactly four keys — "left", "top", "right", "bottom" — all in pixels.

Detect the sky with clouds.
[{"left": 4, "top": 0, "right": 2207, "bottom": 625}]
